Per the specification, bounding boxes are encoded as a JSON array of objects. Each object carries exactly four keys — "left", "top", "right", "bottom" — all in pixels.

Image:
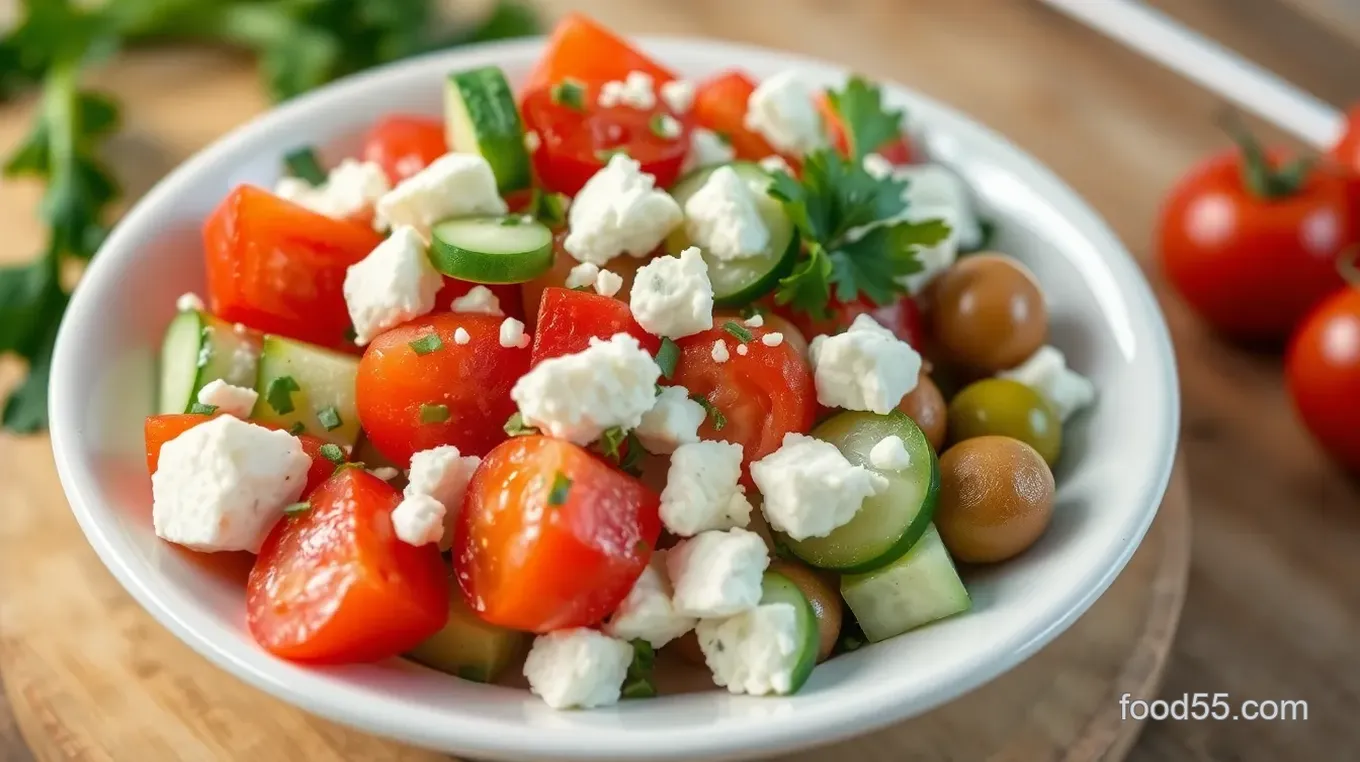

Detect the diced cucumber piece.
[
  {"left": 840, "top": 524, "right": 970, "bottom": 643},
  {"left": 252, "top": 335, "right": 361, "bottom": 446},
  {"left": 760, "top": 570, "right": 820, "bottom": 694},
  {"left": 785, "top": 411, "right": 939, "bottom": 573},
  {"left": 406, "top": 581, "right": 528, "bottom": 683},
  {"left": 445, "top": 66, "right": 532, "bottom": 194},
  {"left": 158, "top": 309, "right": 262, "bottom": 414},
  {"left": 429, "top": 215, "right": 554, "bottom": 284},
  {"left": 665, "top": 162, "right": 799, "bottom": 306}
]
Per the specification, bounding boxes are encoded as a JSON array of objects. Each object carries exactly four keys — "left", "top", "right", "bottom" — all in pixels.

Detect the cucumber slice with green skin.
[
  {"left": 784, "top": 410, "right": 939, "bottom": 574},
  {"left": 252, "top": 335, "right": 361, "bottom": 447},
  {"left": 429, "top": 215, "right": 554, "bottom": 284},
  {"left": 445, "top": 66, "right": 532, "bottom": 195},
  {"left": 665, "top": 162, "right": 800, "bottom": 306},
  {"left": 158, "top": 309, "right": 262, "bottom": 414},
  {"left": 760, "top": 570, "right": 820, "bottom": 695},
  {"left": 840, "top": 524, "right": 970, "bottom": 643},
  {"left": 406, "top": 579, "right": 528, "bottom": 683}
]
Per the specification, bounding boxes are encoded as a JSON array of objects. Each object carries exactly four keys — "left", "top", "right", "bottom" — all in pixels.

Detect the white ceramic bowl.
[{"left": 50, "top": 36, "right": 1179, "bottom": 762}]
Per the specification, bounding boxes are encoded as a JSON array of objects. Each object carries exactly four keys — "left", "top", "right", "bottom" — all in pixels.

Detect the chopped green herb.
[
  {"left": 547, "top": 471, "right": 573, "bottom": 506},
  {"left": 713, "top": 130, "right": 732, "bottom": 145},
  {"left": 408, "top": 333, "right": 444, "bottom": 355},
  {"left": 318, "top": 443, "right": 346, "bottom": 465},
  {"left": 283, "top": 147, "right": 327, "bottom": 186},
  {"left": 528, "top": 188, "right": 569, "bottom": 227},
  {"left": 634, "top": 539, "right": 650, "bottom": 556},
  {"left": 654, "top": 338, "right": 680, "bottom": 379},
  {"left": 196, "top": 326, "right": 214, "bottom": 370},
  {"left": 288, "top": 422, "right": 307, "bottom": 436},
  {"left": 283, "top": 501, "right": 311, "bottom": 517},
  {"left": 599, "top": 427, "right": 627, "bottom": 458},
  {"left": 655, "top": 384, "right": 665, "bottom": 396},
  {"left": 571, "top": 284, "right": 594, "bottom": 293},
  {"left": 550, "top": 78, "right": 586, "bottom": 110},
  {"left": 962, "top": 218, "right": 998, "bottom": 254},
  {"left": 265, "top": 375, "right": 301, "bottom": 415},
  {"left": 343, "top": 325, "right": 358, "bottom": 344},
  {"left": 317, "top": 405, "right": 343, "bottom": 431},
  {"left": 690, "top": 394, "right": 727, "bottom": 431},
  {"left": 648, "top": 113, "right": 679, "bottom": 139},
  {"left": 504, "top": 412, "right": 539, "bottom": 437},
  {"left": 621, "top": 639, "right": 657, "bottom": 699},
  {"left": 824, "top": 75, "right": 906, "bottom": 163},
  {"left": 498, "top": 215, "right": 523, "bottom": 227},
  {"left": 722, "top": 321, "right": 754, "bottom": 342},
  {"left": 419, "top": 403, "right": 450, "bottom": 424},
  {"left": 617, "top": 431, "right": 644, "bottom": 476},
  {"left": 188, "top": 402, "right": 218, "bottom": 415}
]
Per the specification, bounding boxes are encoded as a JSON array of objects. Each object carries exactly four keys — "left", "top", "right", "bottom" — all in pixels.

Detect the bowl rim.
[{"left": 49, "top": 33, "right": 1180, "bottom": 761}]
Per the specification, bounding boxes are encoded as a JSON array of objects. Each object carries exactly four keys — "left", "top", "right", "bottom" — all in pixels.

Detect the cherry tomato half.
[
  {"left": 692, "top": 71, "right": 781, "bottom": 162},
  {"left": 361, "top": 114, "right": 448, "bottom": 184},
  {"left": 780, "top": 294, "right": 925, "bottom": 349},
  {"left": 1329, "top": 105, "right": 1360, "bottom": 175},
  {"left": 521, "top": 12, "right": 676, "bottom": 95},
  {"left": 530, "top": 286, "right": 659, "bottom": 367},
  {"left": 1286, "top": 286, "right": 1360, "bottom": 472}
]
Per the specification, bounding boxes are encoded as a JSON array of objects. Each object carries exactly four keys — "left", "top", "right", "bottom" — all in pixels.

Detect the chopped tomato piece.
[
  {"left": 434, "top": 278, "right": 525, "bottom": 320},
  {"left": 530, "top": 287, "right": 659, "bottom": 366},
  {"left": 204, "top": 186, "right": 382, "bottom": 350},
  {"left": 361, "top": 114, "right": 448, "bottom": 184},
  {"left": 455, "top": 436, "right": 661, "bottom": 632},
  {"left": 247, "top": 468, "right": 449, "bottom": 663},
  {"left": 356, "top": 314, "right": 530, "bottom": 467},
  {"left": 817, "top": 93, "right": 915, "bottom": 164},
  {"left": 144, "top": 413, "right": 344, "bottom": 495},
  {"left": 692, "top": 71, "right": 781, "bottom": 162},
  {"left": 523, "top": 13, "right": 676, "bottom": 93}
]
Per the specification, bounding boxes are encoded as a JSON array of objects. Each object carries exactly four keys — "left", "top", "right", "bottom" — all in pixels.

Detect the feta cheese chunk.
[
  {"left": 564, "top": 261, "right": 600, "bottom": 289},
  {"left": 595, "top": 268, "right": 624, "bottom": 297},
  {"left": 406, "top": 444, "right": 481, "bottom": 512},
  {"left": 604, "top": 551, "right": 696, "bottom": 648},
  {"left": 151, "top": 416, "right": 310, "bottom": 553},
  {"left": 751, "top": 432, "right": 889, "bottom": 540},
  {"left": 667, "top": 528, "right": 769, "bottom": 618},
  {"left": 869, "top": 435, "right": 912, "bottom": 471},
  {"left": 510, "top": 334, "right": 662, "bottom": 445},
  {"left": 696, "top": 603, "right": 801, "bottom": 695},
  {"left": 660, "top": 441, "right": 751, "bottom": 536},
  {"left": 343, "top": 226, "right": 442, "bottom": 345},
  {"left": 998, "top": 345, "right": 1097, "bottom": 422},
  {"left": 195, "top": 379, "right": 259, "bottom": 419},
  {"left": 758, "top": 155, "right": 793, "bottom": 175},
  {"left": 274, "top": 159, "right": 390, "bottom": 221},
  {"left": 629, "top": 246, "right": 714, "bottom": 339},
  {"left": 499, "top": 317, "right": 530, "bottom": 349},
  {"left": 563, "top": 154, "right": 684, "bottom": 266},
  {"left": 711, "top": 339, "right": 730, "bottom": 362},
  {"left": 683, "top": 165, "right": 771, "bottom": 262},
  {"left": 368, "top": 467, "right": 399, "bottom": 481},
  {"left": 652, "top": 113, "right": 683, "bottom": 139},
  {"left": 391, "top": 493, "right": 446, "bottom": 546},
  {"left": 744, "top": 313, "right": 765, "bottom": 328},
  {"left": 660, "top": 79, "right": 696, "bottom": 115},
  {"left": 635, "top": 385, "right": 705, "bottom": 454},
  {"left": 524, "top": 130, "right": 541, "bottom": 153},
  {"left": 599, "top": 71, "right": 657, "bottom": 110},
  {"left": 682, "top": 128, "right": 736, "bottom": 174},
  {"left": 449, "top": 285, "right": 503, "bottom": 316},
  {"left": 176, "top": 292, "right": 205, "bottom": 312},
  {"left": 375, "top": 153, "right": 507, "bottom": 237},
  {"left": 808, "top": 314, "right": 922, "bottom": 414},
  {"left": 744, "top": 70, "right": 824, "bottom": 156},
  {"left": 523, "top": 628, "right": 633, "bottom": 710},
  {"left": 453, "top": 327, "right": 471, "bottom": 345}
]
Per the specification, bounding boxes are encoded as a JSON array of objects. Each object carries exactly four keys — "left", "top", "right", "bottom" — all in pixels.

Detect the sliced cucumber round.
[
  {"left": 665, "top": 162, "right": 799, "bottom": 306},
  {"left": 760, "top": 570, "right": 819, "bottom": 695},
  {"left": 784, "top": 410, "right": 939, "bottom": 574},
  {"left": 445, "top": 66, "right": 531, "bottom": 195},
  {"left": 158, "top": 309, "right": 261, "bottom": 414},
  {"left": 429, "top": 216, "right": 554, "bottom": 284}
]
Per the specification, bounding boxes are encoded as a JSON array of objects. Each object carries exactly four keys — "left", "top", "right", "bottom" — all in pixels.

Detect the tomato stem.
[{"left": 1217, "top": 109, "right": 1313, "bottom": 200}]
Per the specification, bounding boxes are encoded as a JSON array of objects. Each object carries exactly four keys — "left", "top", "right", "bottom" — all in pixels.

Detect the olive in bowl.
[{"left": 935, "top": 436, "right": 1055, "bottom": 563}]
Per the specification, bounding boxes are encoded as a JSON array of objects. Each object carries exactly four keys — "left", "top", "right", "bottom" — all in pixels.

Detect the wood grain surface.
[{"left": 2, "top": 0, "right": 1359, "bottom": 760}]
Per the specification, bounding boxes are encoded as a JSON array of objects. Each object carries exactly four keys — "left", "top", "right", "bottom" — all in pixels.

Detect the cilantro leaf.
[
  {"left": 830, "top": 219, "right": 948, "bottom": 306},
  {"left": 621, "top": 639, "right": 657, "bottom": 699},
  {"left": 774, "top": 244, "right": 833, "bottom": 319},
  {"left": 825, "top": 76, "right": 905, "bottom": 162}
]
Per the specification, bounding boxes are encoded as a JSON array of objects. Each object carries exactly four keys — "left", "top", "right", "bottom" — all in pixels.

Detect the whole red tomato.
[
  {"left": 1286, "top": 286, "right": 1360, "bottom": 472},
  {"left": 1158, "top": 138, "right": 1357, "bottom": 342}
]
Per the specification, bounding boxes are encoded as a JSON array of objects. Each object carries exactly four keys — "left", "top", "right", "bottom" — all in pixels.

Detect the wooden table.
[{"left": 3, "top": 1, "right": 1359, "bottom": 760}]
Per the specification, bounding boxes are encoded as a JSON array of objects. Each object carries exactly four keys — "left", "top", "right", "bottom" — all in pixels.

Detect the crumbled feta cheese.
[
  {"left": 375, "top": 153, "right": 507, "bottom": 237},
  {"left": 667, "top": 528, "right": 769, "bottom": 618},
  {"left": 696, "top": 603, "right": 801, "bottom": 696},
  {"left": 525, "top": 130, "right": 541, "bottom": 153},
  {"left": 682, "top": 128, "right": 737, "bottom": 175},
  {"left": 629, "top": 246, "right": 715, "bottom": 339},
  {"left": 652, "top": 113, "right": 683, "bottom": 139},
  {"left": 660, "top": 79, "right": 696, "bottom": 114},
  {"left": 751, "top": 432, "right": 889, "bottom": 540},
  {"left": 744, "top": 70, "right": 824, "bottom": 156},
  {"left": 343, "top": 226, "right": 442, "bottom": 345},
  {"left": 635, "top": 385, "right": 705, "bottom": 454},
  {"left": 151, "top": 416, "right": 310, "bottom": 553},
  {"left": 711, "top": 340, "right": 730, "bottom": 363},
  {"left": 449, "top": 285, "right": 504, "bottom": 316},
  {"left": 736, "top": 344, "right": 749, "bottom": 356},
  {"left": 862, "top": 152, "right": 895, "bottom": 179},
  {"left": 523, "top": 628, "right": 633, "bottom": 710},
  {"left": 565, "top": 262, "right": 600, "bottom": 289},
  {"left": 761, "top": 332, "right": 784, "bottom": 347},
  {"left": 604, "top": 551, "right": 696, "bottom": 648},
  {"left": 407, "top": 444, "right": 482, "bottom": 508},
  {"left": 391, "top": 493, "right": 445, "bottom": 546},
  {"left": 808, "top": 314, "right": 922, "bottom": 414},
  {"left": 564, "top": 154, "right": 684, "bottom": 266},
  {"left": 683, "top": 166, "right": 770, "bottom": 262},
  {"left": 899, "top": 164, "right": 982, "bottom": 250},
  {"left": 368, "top": 467, "right": 400, "bottom": 481},
  {"left": 229, "top": 342, "right": 258, "bottom": 381},
  {"left": 274, "top": 159, "right": 391, "bottom": 221},
  {"left": 510, "top": 333, "right": 662, "bottom": 445},
  {"left": 869, "top": 435, "right": 912, "bottom": 471},
  {"left": 176, "top": 292, "right": 205, "bottom": 312},
  {"left": 743, "top": 313, "right": 765, "bottom": 328},
  {"left": 660, "top": 441, "right": 751, "bottom": 536},
  {"left": 195, "top": 379, "right": 259, "bottom": 419},
  {"left": 599, "top": 71, "right": 657, "bottom": 110},
  {"left": 758, "top": 155, "right": 793, "bottom": 175},
  {"left": 499, "top": 317, "right": 530, "bottom": 349},
  {"left": 596, "top": 269, "right": 624, "bottom": 297},
  {"left": 998, "top": 345, "right": 1097, "bottom": 422},
  {"left": 453, "top": 327, "right": 471, "bottom": 345}
]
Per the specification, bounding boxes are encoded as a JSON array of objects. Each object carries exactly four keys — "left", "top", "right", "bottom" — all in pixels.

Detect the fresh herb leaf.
[
  {"left": 722, "top": 321, "right": 753, "bottom": 343},
  {"left": 288, "top": 421, "right": 307, "bottom": 435},
  {"left": 690, "top": 394, "right": 727, "bottom": 431},
  {"left": 498, "top": 215, "right": 523, "bottom": 227},
  {"left": 654, "top": 338, "right": 679, "bottom": 379},
  {"left": 189, "top": 402, "right": 218, "bottom": 415},
  {"left": 547, "top": 471, "right": 572, "bottom": 506},
  {"left": 824, "top": 76, "right": 905, "bottom": 162},
  {"left": 598, "top": 426, "right": 627, "bottom": 459},
  {"left": 963, "top": 218, "right": 998, "bottom": 254},
  {"left": 621, "top": 639, "right": 657, "bottom": 699},
  {"left": 773, "top": 243, "right": 833, "bottom": 318},
  {"left": 317, "top": 405, "right": 343, "bottom": 431},
  {"left": 318, "top": 443, "right": 346, "bottom": 465},
  {"left": 504, "top": 412, "right": 539, "bottom": 437},
  {"left": 408, "top": 333, "right": 444, "bottom": 355},
  {"left": 648, "top": 113, "right": 679, "bottom": 139},
  {"left": 419, "top": 403, "right": 450, "bottom": 424},
  {"left": 265, "top": 375, "right": 301, "bottom": 415},
  {"left": 550, "top": 78, "right": 586, "bottom": 110},
  {"left": 343, "top": 324, "right": 358, "bottom": 344},
  {"left": 528, "top": 188, "right": 569, "bottom": 227},
  {"left": 283, "top": 501, "right": 311, "bottom": 517},
  {"left": 283, "top": 146, "right": 326, "bottom": 186},
  {"left": 617, "top": 431, "right": 644, "bottom": 476}
]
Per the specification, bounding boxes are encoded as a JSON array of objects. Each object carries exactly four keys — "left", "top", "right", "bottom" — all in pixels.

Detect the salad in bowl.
[{"left": 139, "top": 13, "right": 1101, "bottom": 714}]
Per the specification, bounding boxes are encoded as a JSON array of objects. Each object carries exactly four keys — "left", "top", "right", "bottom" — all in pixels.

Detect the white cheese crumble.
[
  {"left": 604, "top": 551, "right": 696, "bottom": 648},
  {"left": 667, "top": 528, "right": 770, "bottom": 618},
  {"left": 761, "top": 332, "right": 784, "bottom": 347},
  {"left": 368, "top": 467, "right": 399, "bottom": 481},
  {"left": 660, "top": 441, "right": 751, "bottom": 536},
  {"left": 629, "top": 246, "right": 715, "bottom": 339},
  {"left": 453, "top": 327, "right": 471, "bottom": 345},
  {"left": 564, "top": 261, "right": 600, "bottom": 289},
  {"left": 635, "top": 385, "right": 705, "bottom": 454},
  {"left": 696, "top": 602, "right": 801, "bottom": 696},
  {"left": 195, "top": 379, "right": 259, "bottom": 419},
  {"left": 998, "top": 345, "right": 1097, "bottom": 422},
  {"left": 151, "top": 416, "right": 310, "bottom": 553},
  {"left": 375, "top": 152, "right": 507, "bottom": 238},
  {"left": 274, "top": 159, "right": 391, "bottom": 221},
  {"left": 743, "top": 313, "right": 765, "bottom": 328},
  {"left": 342, "top": 225, "right": 442, "bottom": 345},
  {"left": 711, "top": 340, "right": 730, "bottom": 363},
  {"left": 660, "top": 79, "right": 696, "bottom": 114},
  {"left": 751, "top": 432, "right": 889, "bottom": 540},
  {"left": 682, "top": 128, "right": 737, "bottom": 175},
  {"left": 449, "top": 285, "right": 504, "bottom": 316},
  {"left": 599, "top": 71, "right": 657, "bottom": 110},
  {"left": 524, "top": 130, "right": 541, "bottom": 153},
  {"left": 394, "top": 444, "right": 482, "bottom": 548},
  {"left": 869, "top": 435, "right": 912, "bottom": 471},
  {"left": 744, "top": 70, "right": 824, "bottom": 156},
  {"left": 653, "top": 113, "right": 683, "bottom": 139},
  {"left": 736, "top": 344, "right": 749, "bottom": 356},
  {"left": 808, "top": 314, "right": 922, "bottom": 414},
  {"left": 758, "top": 155, "right": 793, "bottom": 175},
  {"left": 499, "top": 317, "right": 530, "bottom": 349},
  {"left": 563, "top": 154, "right": 684, "bottom": 267},
  {"left": 510, "top": 333, "right": 662, "bottom": 445},
  {"left": 391, "top": 493, "right": 445, "bottom": 547},
  {"left": 595, "top": 269, "right": 624, "bottom": 297},
  {"left": 683, "top": 165, "right": 770, "bottom": 261},
  {"left": 176, "top": 292, "right": 205, "bottom": 312},
  {"left": 523, "top": 628, "right": 633, "bottom": 710}
]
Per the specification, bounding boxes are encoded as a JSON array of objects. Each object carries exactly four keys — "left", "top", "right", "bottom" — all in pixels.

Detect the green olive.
[{"left": 947, "top": 378, "right": 1061, "bottom": 465}]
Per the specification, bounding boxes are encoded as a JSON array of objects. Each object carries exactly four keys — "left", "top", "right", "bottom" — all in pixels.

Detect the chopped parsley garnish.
[
  {"left": 547, "top": 471, "right": 572, "bottom": 506},
  {"left": 189, "top": 402, "right": 218, "bottom": 415},
  {"left": 318, "top": 443, "right": 346, "bottom": 465},
  {"left": 288, "top": 421, "right": 307, "bottom": 436},
  {"left": 648, "top": 113, "right": 679, "bottom": 139},
  {"left": 654, "top": 337, "right": 680, "bottom": 379},
  {"left": 503, "top": 412, "right": 539, "bottom": 437},
  {"left": 343, "top": 325, "right": 358, "bottom": 344},
  {"left": 690, "top": 394, "right": 726, "bottom": 431},
  {"left": 283, "top": 501, "right": 311, "bottom": 517},
  {"left": 550, "top": 78, "right": 586, "bottom": 110},
  {"left": 528, "top": 188, "right": 569, "bottom": 227},
  {"left": 317, "top": 405, "right": 343, "bottom": 431},
  {"left": 283, "top": 146, "right": 327, "bottom": 186},
  {"left": 621, "top": 639, "right": 657, "bottom": 699},
  {"left": 498, "top": 215, "right": 523, "bottom": 227},
  {"left": 419, "top": 403, "right": 450, "bottom": 424},
  {"left": 408, "top": 333, "right": 444, "bottom": 355},
  {"left": 722, "top": 321, "right": 753, "bottom": 342},
  {"left": 265, "top": 375, "right": 301, "bottom": 415},
  {"left": 824, "top": 76, "right": 906, "bottom": 162},
  {"left": 597, "top": 426, "right": 644, "bottom": 475}
]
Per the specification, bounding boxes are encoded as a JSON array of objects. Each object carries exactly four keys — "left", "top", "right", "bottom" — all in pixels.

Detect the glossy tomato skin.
[
  {"left": 530, "top": 286, "right": 659, "bottom": 366},
  {"left": 204, "top": 186, "right": 383, "bottom": 350},
  {"left": 673, "top": 325, "right": 816, "bottom": 475},
  {"left": 144, "top": 414, "right": 342, "bottom": 495},
  {"left": 1158, "top": 149, "right": 1356, "bottom": 342},
  {"left": 361, "top": 114, "right": 448, "bottom": 184},
  {"left": 693, "top": 71, "right": 781, "bottom": 162},
  {"left": 522, "top": 13, "right": 676, "bottom": 94},
  {"left": 1330, "top": 106, "right": 1360, "bottom": 173},
  {"left": 781, "top": 294, "right": 925, "bottom": 349},
  {"left": 247, "top": 468, "right": 449, "bottom": 663},
  {"left": 434, "top": 278, "right": 525, "bottom": 319},
  {"left": 455, "top": 436, "right": 661, "bottom": 632},
  {"left": 356, "top": 314, "right": 530, "bottom": 467},
  {"left": 1286, "top": 287, "right": 1360, "bottom": 472}
]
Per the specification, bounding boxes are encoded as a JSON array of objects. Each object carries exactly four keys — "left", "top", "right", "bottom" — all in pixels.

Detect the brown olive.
[
  {"left": 769, "top": 560, "right": 843, "bottom": 663},
  {"left": 929, "top": 254, "right": 1047, "bottom": 373},
  {"left": 897, "top": 372, "right": 947, "bottom": 452},
  {"left": 936, "top": 435, "right": 1054, "bottom": 563}
]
